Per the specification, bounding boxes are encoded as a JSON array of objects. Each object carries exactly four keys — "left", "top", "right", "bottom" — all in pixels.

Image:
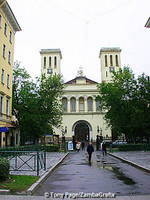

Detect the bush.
[
  {"left": 0, "top": 157, "right": 10, "bottom": 181},
  {"left": 116, "top": 144, "right": 150, "bottom": 151}
]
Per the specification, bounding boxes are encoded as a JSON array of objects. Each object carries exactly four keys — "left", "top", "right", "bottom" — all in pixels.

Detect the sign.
[
  {"left": 0, "top": 127, "right": 9, "bottom": 132},
  {"left": 67, "top": 141, "right": 73, "bottom": 151}
]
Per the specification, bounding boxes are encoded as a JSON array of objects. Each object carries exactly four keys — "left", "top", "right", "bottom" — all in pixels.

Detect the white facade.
[{"left": 40, "top": 48, "right": 122, "bottom": 142}]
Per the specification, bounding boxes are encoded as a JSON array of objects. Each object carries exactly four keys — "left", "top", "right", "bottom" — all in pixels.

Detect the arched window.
[
  {"left": 87, "top": 97, "right": 93, "bottom": 111},
  {"left": 54, "top": 56, "right": 57, "bottom": 68},
  {"left": 115, "top": 55, "right": 119, "bottom": 66},
  {"left": 79, "top": 97, "right": 84, "bottom": 112},
  {"left": 96, "top": 100, "right": 101, "bottom": 111},
  {"left": 105, "top": 55, "right": 107, "bottom": 67},
  {"left": 110, "top": 55, "right": 113, "bottom": 66},
  {"left": 49, "top": 56, "right": 51, "bottom": 67},
  {"left": 44, "top": 57, "right": 46, "bottom": 68},
  {"left": 70, "top": 97, "right": 76, "bottom": 112},
  {"left": 62, "top": 97, "right": 67, "bottom": 112}
]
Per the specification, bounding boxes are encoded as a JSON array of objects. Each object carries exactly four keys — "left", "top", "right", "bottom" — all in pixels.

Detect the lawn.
[{"left": 0, "top": 175, "right": 39, "bottom": 192}]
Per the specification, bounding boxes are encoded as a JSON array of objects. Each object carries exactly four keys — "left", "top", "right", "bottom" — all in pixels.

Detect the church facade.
[{"left": 40, "top": 48, "right": 121, "bottom": 142}]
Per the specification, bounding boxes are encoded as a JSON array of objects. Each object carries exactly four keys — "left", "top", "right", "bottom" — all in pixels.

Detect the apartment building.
[{"left": 0, "top": 0, "right": 21, "bottom": 147}]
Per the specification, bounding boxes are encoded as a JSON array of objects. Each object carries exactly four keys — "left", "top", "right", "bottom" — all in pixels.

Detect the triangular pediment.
[{"left": 65, "top": 76, "right": 98, "bottom": 85}]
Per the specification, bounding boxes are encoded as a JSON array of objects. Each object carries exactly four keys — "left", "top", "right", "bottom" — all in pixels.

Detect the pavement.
[
  {"left": 0, "top": 151, "right": 150, "bottom": 200},
  {"left": 109, "top": 151, "right": 150, "bottom": 172}
]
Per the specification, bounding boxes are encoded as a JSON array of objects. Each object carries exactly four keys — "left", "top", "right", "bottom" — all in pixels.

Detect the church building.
[{"left": 40, "top": 48, "right": 121, "bottom": 142}]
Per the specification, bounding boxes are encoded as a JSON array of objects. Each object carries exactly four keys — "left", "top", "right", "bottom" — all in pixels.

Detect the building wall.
[{"left": 0, "top": 2, "right": 20, "bottom": 147}]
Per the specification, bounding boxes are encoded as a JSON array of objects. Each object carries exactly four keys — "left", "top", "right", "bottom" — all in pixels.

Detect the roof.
[
  {"left": 145, "top": 17, "right": 150, "bottom": 28},
  {"left": 0, "top": 0, "right": 21, "bottom": 32},
  {"left": 100, "top": 47, "right": 121, "bottom": 53},
  {"left": 40, "top": 49, "right": 62, "bottom": 58},
  {"left": 65, "top": 76, "right": 98, "bottom": 85}
]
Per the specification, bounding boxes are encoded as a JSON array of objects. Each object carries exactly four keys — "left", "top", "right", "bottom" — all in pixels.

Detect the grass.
[{"left": 0, "top": 175, "right": 39, "bottom": 192}]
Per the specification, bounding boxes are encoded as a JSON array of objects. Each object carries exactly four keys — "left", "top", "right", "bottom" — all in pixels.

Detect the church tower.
[
  {"left": 99, "top": 47, "right": 121, "bottom": 82},
  {"left": 40, "top": 49, "right": 62, "bottom": 77}
]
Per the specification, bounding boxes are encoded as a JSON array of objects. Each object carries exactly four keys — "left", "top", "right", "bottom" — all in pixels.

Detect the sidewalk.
[{"left": 109, "top": 151, "right": 150, "bottom": 172}]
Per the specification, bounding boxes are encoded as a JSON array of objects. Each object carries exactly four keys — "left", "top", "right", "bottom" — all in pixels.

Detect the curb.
[
  {"left": 0, "top": 189, "right": 10, "bottom": 195},
  {"left": 108, "top": 153, "right": 150, "bottom": 173},
  {"left": 27, "top": 152, "right": 69, "bottom": 195}
]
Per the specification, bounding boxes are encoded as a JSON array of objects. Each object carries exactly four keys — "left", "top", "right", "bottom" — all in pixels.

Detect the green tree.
[
  {"left": 12, "top": 62, "right": 64, "bottom": 144},
  {"left": 97, "top": 67, "right": 150, "bottom": 143}
]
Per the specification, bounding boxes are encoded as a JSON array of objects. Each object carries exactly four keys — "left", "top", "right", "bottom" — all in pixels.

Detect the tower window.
[
  {"left": 1, "top": 69, "right": 4, "bottom": 84},
  {"left": 4, "top": 23, "right": 7, "bottom": 36},
  {"left": 79, "top": 97, "right": 84, "bottom": 112},
  {"left": 105, "top": 55, "right": 107, "bottom": 67},
  {"left": 106, "top": 71, "right": 108, "bottom": 77},
  {"left": 3, "top": 44, "right": 6, "bottom": 58},
  {"left": 9, "top": 31, "right": 12, "bottom": 43},
  {"left": 49, "top": 56, "right": 51, "bottom": 67},
  {"left": 62, "top": 97, "right": 67, "bottom": 112},
  {"left": 116, "top": 55, "right": 119, "bottom": 66},
  {"left": 44, "top": 57, "right": 46, "bottom": 68},
  {"left": 8, "top": 51, "right": 11, "bottom": 64},
  {"left": 0, "top": 15, "right": 2, "bottom": 28},
  {"left": 110, "top": 55, "right": 113, "bottom": 66},
  {"left": 0, "top": 95, "right": 4, "bottom": 115},
  {"left": 7, "top": 74, "right": 10, "bottom": 88},
  {"left": 6, "top": 99, "right": 9, "bottom": 116},
  {"left": 54, "top": 56, "right": 57, "bottom": 68}
]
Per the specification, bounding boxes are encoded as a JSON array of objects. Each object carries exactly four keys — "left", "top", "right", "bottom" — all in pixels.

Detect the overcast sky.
[{"left": 9, "top": 0, "right": 150, "bottom": 82}]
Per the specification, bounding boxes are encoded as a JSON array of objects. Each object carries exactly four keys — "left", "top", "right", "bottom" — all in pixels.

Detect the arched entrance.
[{"left": 72, "top": 120, "right": 92, "bottom": 142}]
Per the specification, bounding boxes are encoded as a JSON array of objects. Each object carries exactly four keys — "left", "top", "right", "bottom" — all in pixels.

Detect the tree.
[
  {"left": 97, "top": 67, "right": 150, "bottom": 143},
  {"left": 12, "top": 62, "right": 64, "bottom": 144}
]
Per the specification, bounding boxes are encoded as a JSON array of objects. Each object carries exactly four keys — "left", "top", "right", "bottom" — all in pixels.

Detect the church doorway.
[{"left": 73, "top": 120, "right": 92, "bottom": 142}]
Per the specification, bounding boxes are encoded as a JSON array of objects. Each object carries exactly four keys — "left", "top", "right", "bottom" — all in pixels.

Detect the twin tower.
[{"left": 40, "top": 48, "right": 121, "bottom": 82}]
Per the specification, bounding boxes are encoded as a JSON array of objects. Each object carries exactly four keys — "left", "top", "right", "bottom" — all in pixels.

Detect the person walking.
[
  {"left": 81, "top": 141, "right": 85, "bottom": 150},
  {"left": 87, "top": 142, "right": 94, "bottom": 163},
  {"left": 76, "top": 141, "right": 81, "bottom": 152},
  {"left": 101, "top": 141, "right": 107, "bottom": 156}
]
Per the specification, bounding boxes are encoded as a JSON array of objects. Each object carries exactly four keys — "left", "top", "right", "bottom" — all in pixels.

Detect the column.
[
  {"left": 67, "top": 98, "right": 70, "bottom": 113},
  {"left": 84, "top": 97, "right": 87, "bottom": 112},
  {"left": 76, "top": 98, "right": 79, "bottom": 112},
  {"left": 93, "top": 99, "right": 96, "bottom": 112}
]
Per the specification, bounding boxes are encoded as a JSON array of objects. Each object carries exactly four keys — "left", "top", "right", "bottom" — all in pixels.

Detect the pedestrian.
[
  {"left": 87, "top": 142, "right": 94, "bottom": 163},
  {"left": 81, "top": 141, "right": 85, "bottom": 150},
  {"left": 101, "top": 141, "right": 107, "bottom": 156},
  {"left": 76, "top": 141, "right": 81, "bottom": 152}
]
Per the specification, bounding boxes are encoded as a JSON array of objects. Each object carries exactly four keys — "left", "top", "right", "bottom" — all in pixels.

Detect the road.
[{"left": 33, "top": 151, "right": 150, "bottom": 196}]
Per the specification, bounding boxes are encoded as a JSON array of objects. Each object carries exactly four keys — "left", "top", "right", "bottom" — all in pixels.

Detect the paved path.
[
  {"left": 33, "top": 151, "right": 150, "bottom": 196},
  {"left": 110, "top": 151, "right": 150, "bottom": 171},
  {"left": 9, "top": 152, "right": 66, "bottom": 176}
]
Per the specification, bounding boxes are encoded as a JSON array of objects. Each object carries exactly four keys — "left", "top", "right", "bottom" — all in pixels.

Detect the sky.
[{"left": 9, "top": 0, "right": 150, "bottom": 82}]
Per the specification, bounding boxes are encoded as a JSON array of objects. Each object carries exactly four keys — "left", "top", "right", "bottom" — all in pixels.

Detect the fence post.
[
  {"left": 37, "top": 151, "right": 39, "bottom": 176},
  {"left": 44, "top": 151, "right": 46, "bottom": 171}
]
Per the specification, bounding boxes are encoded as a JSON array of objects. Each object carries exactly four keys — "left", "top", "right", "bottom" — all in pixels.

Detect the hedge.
[
  {"left": 113, "top": 144, "right": 150, "bottom": 151},
  {"left": 0, "top": 157, "right": 10, "bottom": 181},
  {"left": 0, "top": 144, "right": 60, "bottom": 153}
]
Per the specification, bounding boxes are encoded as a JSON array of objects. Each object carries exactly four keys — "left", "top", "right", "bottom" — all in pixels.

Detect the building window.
[
  {"left": 4, "top": 23, "right": 7, "bottom": 36},
  {"left": 6, "top": 99, "right": 9, "bottom": 116},
  {"left": 105, "top": 55, "right": 107, "bottom": 67},
  {"left": 62, "top": 97, "right": 67, "bottom": 112},
  {"left": 54, "top": 56, "right": 57, "bottom": 68},
  {"left": 79, "top": 97, "right": 84, "bottom": 112},
  {"left": 110, "top": 55, "right": 113, "bottom": 66},
  {"left": 49, "top": 56, "right": 51, "bottom": 67},
  {"left": 116, "top": 55, "right": 119, "bottom": 66},
  {"left": 0, "top": 15, "right": 2, "bottom": 28},
  {"left": 44, "top": 57, "right": 46, "bottom": 68},
  {"left": 3, "top": 44, "right": 6, "bottom": 58},
  {"left": 106, "top": 71, "right": 108, "bottom": 77},
  {"left": 96, "top": 100, "right": 101, "bottom": 111},
  {"left": 70, "top": 97, "right": 76, "bottom": 112},
  {"left": 1, "top": 69, "right": 4, "bottom": 84},
  {"left": 8, "top": 51, "right": 11, "bottom": 64},
  {"left": 0, "top": 96, "right": 3, "bottom": 115},
  {"left": 7, "top": 74, "right": 10, "bottom": 88},
  {"left": 87, "top": 97, "right": 93, "bottom": 111},
  {"left": 9, "top": 31, "right": 12, "bottom": 43}
]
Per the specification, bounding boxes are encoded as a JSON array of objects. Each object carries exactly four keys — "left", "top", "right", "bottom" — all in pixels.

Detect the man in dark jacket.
[{"left": 87, "top": 142, "right": 94, "bottom": 163}]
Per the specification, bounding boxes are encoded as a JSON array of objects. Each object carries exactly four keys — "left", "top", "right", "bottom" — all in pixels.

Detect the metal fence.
[{"left": 0, "top": 151, "right": 46, "bottom": 176}]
